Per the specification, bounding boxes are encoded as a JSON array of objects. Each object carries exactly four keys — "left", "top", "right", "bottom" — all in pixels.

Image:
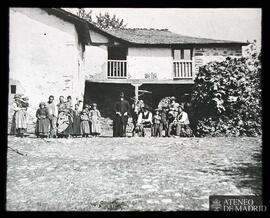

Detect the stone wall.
[{"left": 193, "top": 46, "right": 242, "bottom": 73}]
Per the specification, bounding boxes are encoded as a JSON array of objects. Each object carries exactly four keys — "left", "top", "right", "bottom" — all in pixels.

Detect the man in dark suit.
[{"left": 113, "top": 92, "right": 131, "bottom": 137}]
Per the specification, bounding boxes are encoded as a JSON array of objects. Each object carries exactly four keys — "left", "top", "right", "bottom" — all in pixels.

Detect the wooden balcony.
[
  {"left": 107, "top": 60, "right": 127, "bottom": 79},
  {"left": 106, "top": 59, "right": 195, "bottom": 81},
  {"left": 173, "top": 60, "right": 194, "bottom": 79}
]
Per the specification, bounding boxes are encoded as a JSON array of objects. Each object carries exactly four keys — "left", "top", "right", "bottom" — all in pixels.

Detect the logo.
[
  {"left": 209, "top": 196, "right": 267, "bottom": 212},
  {"left": 210, "top": 198, "right": 222, "bottom": 211}
]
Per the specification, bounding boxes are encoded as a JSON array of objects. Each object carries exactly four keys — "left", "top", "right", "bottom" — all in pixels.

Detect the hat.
[
  {"left": 155, "top": 108, "right": 161, "bottom": 111},
  {"left": 142, "top": 104, "right": 149, "bottom": 110},
  {"left": 120, "top": 92, "right": 124, "bottom": 97},
  {"left": 14, "top": 94, "right": 21, "bottom": 99},
  {"left": 82, "top": 109, "right": 88, "bottom": 113},
  {"left": 171, "top": 96, "right": 176, "bottom": 100},
  {"left": 92, "top": 103, "right": 97, "bottom": 107}
]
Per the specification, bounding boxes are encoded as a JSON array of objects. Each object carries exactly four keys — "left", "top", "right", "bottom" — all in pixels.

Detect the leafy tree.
[
  {"left": 77, "top": 8, "right": 127, "bottom": 29},
  {"left": 191, "top": 40, "right": 261, "bottom": 137},
  {"left": 76, "top": 8, "right": 93, "bottom": 22}
]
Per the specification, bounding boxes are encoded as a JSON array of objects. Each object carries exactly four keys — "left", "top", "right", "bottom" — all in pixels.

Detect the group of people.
[
  {"left": 112, "top": 92, "right": 193, "bottom": 137},
  {"left": 10, "top": 91, "right": 192, "bottom": 138},
  {"left": 11, "top": 94, "right": 101, "bottom": 138}
]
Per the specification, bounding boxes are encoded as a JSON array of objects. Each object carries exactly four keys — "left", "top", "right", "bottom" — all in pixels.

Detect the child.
[
  {"left": 89, "top": 103, "right": 101, "bottom": 136},
  {"left": 80, "top": 109, "right": 91, "bottom": 137},
  {"left": 72, "top": 104, "right": 81, "bottom": 137},
  {"left": 152, "top": 108, "right": 162, "bottom": 137},
  {"left": 35, "top": 102, "right": 50, "bottom": 138},
  {"left": 160, "top": 106, "right": 169, "bottom": 137}
]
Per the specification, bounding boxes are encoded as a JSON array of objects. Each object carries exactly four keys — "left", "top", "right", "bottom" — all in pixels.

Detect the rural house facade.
[{"left": 9, "top": 7, "right": 248, "bottom": 129}]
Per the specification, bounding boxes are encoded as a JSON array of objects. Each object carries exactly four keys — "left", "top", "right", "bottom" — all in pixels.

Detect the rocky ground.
[{"left": 6, "top": 135, "right": 262, "bottom": 211}]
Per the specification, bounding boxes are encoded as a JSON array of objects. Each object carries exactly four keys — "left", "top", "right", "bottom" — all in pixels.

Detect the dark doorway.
[
  {"left": 84, "top": 82, "right": 194, "bottom": 118},
  {"left": 84, "top": 82, "right": 134, "bottom": 119},
  {"left": 108, "top": 47, "right": 127, "bottom": 60}
]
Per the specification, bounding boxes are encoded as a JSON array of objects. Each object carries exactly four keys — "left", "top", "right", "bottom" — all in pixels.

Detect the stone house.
[{"left": 9, "top": 7, "right": 248, "bottom": 129}]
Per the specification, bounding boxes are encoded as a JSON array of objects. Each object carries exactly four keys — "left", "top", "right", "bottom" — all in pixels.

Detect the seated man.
[
  {"left": 176, "top": 105, "right": 193, "bottom": 137},
  {"left": 137, "top": 105, "right": 153, "bottom": 137}
]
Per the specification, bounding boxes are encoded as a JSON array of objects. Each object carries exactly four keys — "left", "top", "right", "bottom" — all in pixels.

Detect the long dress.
[
  {"left": 11, "top": 100, "right": 28, "bottom": 135},
  {"left": 80, "top": 114, "right": 90, "bottom": 135},
  {"left": 89, "top": 109, "right": 101, "bottom": 135},
  {"left": 57, "top": 102, "right": 73, "bottom": 137},
  {"left": 35, "top": 108, "right": 50, "bottom": 137},
  {"left": 10, "top": 101, "right": 20, "bottom": 135},
  {"left": 72, "top": 109, "right": 81, "bottom": 136}
]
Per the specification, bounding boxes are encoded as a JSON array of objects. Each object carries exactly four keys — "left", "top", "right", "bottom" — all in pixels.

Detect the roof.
[
  {"left": 44, "top": 8, "right": 248, "bottom": 47},
  {"left": 102, "top": 28, "right": 248, "bottom": 46}
]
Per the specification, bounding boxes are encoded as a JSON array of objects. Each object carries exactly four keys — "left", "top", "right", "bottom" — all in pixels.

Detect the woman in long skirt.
[
  {"left": 57, "top": 96, "right": 73, "bottom": 138},
  {"left": 71, "top": 104, "right": 81, "bottom": 137},
  {"left": 11, "top": 94, "right": 28, "bottom": 137},
  {"left": 89, "top": 103, "right": 101, "bottom": 136},
  {"left": 10, "top": 94, "right": 21, "bottom": 135},
  {"left": 80, "top": 109, "right": 90, "bottom": 137},
  {"left": 35, "top": 102, "right": 50, "bottom": 138}
]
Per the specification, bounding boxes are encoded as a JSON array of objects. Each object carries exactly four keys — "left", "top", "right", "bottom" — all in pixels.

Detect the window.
[
  {"left": 11, "top": 85, "right": 16, "bottom": 94},
  {"left": 173, "top": 49, "right": 192, "bottom": 60},
  {"left": 183, "top": 49, "right": 191, "bottom": 60},
  {"left": 108, "top": 47, "right": 127, "bottom": 60},
  {"left": 173, "top": 49, "right": 181, "bottom": 60}
]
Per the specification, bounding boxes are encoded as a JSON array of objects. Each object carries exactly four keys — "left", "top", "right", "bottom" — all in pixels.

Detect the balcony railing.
[
  {"left": 107, "top": 60, "right": 127, "bottom": 79},
  {"left": 106, "top": 59, "right": 194, "bottom": 80},
  {"left": 173, "top": 60, "right": 193, "bottom": 79}
]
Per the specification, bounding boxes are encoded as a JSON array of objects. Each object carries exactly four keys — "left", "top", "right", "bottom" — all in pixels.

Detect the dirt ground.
[{"left": 6, "top": 135, "right": 262, "bottom": 211}]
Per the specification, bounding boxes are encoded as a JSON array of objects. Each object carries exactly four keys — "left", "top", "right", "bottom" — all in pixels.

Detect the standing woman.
[
  {"left": 35, "top": 102, "right": 50, "bottom": 138},
  {"left": 71, "top": 103, "right": 81, "bottom": 137},
  {"left": 57, "top": 96, "right": 72, "bottom": 138},
  {"left": 89, "top": 103, "right": 101, "bottom": 136},
  {"left": 12, "top": 95, "right": 28, "bottom": 137},
  {"left": 10, "top": 94, "right": 22, "bottom": 136}
]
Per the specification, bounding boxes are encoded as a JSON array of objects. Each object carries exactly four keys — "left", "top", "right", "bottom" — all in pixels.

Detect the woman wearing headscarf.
[
  {"left": 11, "top": 94, "right": 29, "bottom": 137},
  {"left": 35, "top": 102, "right": 50, "bottom": 138},
  {"left": 57, "top": 96, "right": 73, "bottom": 138}
]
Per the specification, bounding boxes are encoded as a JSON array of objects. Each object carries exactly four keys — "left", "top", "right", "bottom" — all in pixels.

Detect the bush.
[{"left": 191, "top": 44, "right": 261, "bottom": 137}]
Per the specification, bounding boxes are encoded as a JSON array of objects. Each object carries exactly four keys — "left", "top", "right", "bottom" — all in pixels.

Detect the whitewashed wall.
[
  {"left": 127, "top": 48, "right": 173, "bottom": 79},
  {"left": 9, "top": 8, "right": 86, "bottom": 129},
  {"left": 84, "top": 45, "right": 108, "bottom": 80}
]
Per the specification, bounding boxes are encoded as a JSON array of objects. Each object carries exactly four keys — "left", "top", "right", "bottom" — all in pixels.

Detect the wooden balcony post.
[{"left": 131, "top": 83, "right": 142, "bottom": 102}]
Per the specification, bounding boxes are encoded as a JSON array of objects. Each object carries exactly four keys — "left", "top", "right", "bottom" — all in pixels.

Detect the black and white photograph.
[{"left": 6, "top": 7, "right": 263, "bottom": 211}]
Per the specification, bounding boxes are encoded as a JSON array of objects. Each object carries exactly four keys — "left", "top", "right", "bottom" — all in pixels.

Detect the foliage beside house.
[{"left": 190, "top": 42, "right": 261, "bottom": 137}]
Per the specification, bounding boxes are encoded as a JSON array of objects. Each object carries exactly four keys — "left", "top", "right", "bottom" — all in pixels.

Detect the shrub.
[{"left": 191, "top": 44, "right": 261, "bottom": 137}]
